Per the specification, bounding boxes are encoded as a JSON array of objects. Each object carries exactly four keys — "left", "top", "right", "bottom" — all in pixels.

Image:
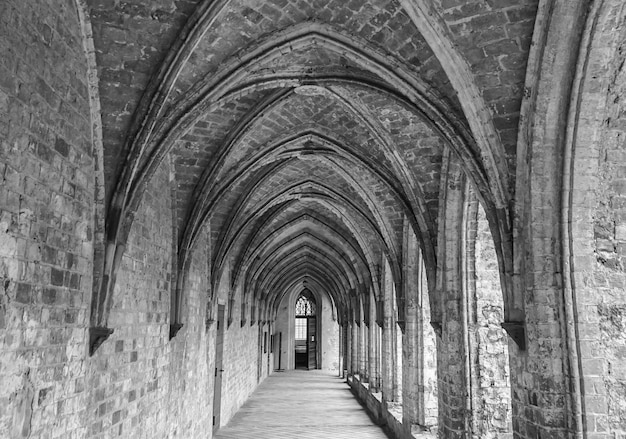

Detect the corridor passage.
[{"left": 213, "top": 371, "right": 391, "bottom": 439}]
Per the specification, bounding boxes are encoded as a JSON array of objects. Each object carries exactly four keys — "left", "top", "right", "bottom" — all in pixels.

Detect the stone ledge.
[{"left": 347, "top": 375, "right": 436, "bottom": 439}]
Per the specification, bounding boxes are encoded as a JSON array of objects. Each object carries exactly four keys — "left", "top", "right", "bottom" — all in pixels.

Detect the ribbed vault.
[{"left": 87, "top": 0, "right": 533, "bottom": 351}]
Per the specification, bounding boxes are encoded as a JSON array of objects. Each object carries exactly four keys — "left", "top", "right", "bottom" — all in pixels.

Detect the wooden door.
[
  {"left": 307, "top": 316, "right": 317, "bottom": 369},
  {"left": 212, "top": 305, "right": 225, "bottom": 432}
]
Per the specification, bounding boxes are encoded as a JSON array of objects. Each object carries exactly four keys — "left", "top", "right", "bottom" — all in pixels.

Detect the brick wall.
[
  {"left": 0, "top": 0, "right": 93, "bottom": 436},
  {"left": 0, "top": 4, "right": 272, "bottom": 429},
  {"left": 421, "top": 268, "right": 438, "bottom": 428},
  {"left": 84, "top": 159, "right": 180, "bottom": 438},
  {"left": 566, "top": 4, "right": 626, "bottom": 434},
  {"left": 471, "top": 204, "right": 512, "bottom": 437},
  {"left": 219, "top": 319, "right": 267, "bottom": 425},
  {"left": 213, "top": 263, "right": 272, "bottom": 429},
  {"left": 86, "top": 163, "right": 271, "bottom": 437},
  {"left": 320, "top": 295, "right": 340, "bottom": 371},
  {"left": 590, "top": 21, "right": 626, "bottom": 437}
]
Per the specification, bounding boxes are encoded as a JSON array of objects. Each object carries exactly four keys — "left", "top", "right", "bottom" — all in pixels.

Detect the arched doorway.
[{"left": 295, "top": 291, "right": 317, "bottom": 369}]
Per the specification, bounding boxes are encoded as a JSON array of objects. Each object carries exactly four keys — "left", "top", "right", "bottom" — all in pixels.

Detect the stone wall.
[
  {"left": 471, "top": 204, "right": 512, "bottom": 438},
  {"left": 590, "top": 20, "right": 626, "bottom": 436},
  {"left": 86, "top": 157, "right": 172, "bottom": 437},
  {"left": 566, "top": 4, "right": 626, "bottom": 434},
  {"left": 83, "top": 157, "right": 270, "bottom": 438},
  {"left": 0, "top": 0, "right": 93, "bottom": 436},
  {"left": 219, "top": 315, "right": 268, "bottom": 425},
  {"left": 84, "top": 158, "right": 217, "bottom": 438},
  {"left": 0, "top": 135, "right": 271, "bottom": 438},
  {"left": 213, "top": 267, "right": 272, "bottom": 429},
  {"left": 0, "top": 4, "right": 272, "bottom": 434},
  {"left": 320, "top": 295, "right": 340, "bottom": 372},
  {"left": 420, "top": 264, "right": 438, "bottom": 428}
]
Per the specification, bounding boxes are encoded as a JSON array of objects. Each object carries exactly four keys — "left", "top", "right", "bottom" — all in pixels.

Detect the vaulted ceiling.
[{"left": 88, "top": 0, "right": 539, "bottom": 321}]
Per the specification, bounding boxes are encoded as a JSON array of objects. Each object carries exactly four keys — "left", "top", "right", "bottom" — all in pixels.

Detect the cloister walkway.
[{"left": 213, "top": 370, "right": 392, "bottom": 439}]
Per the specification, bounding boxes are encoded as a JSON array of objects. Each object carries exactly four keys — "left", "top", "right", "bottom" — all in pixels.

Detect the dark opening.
[{"left": 294, "top": 291, "right": 317, "bottom": 370}]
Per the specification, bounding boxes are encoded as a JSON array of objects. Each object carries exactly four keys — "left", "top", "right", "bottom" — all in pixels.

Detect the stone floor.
[{"left": 213, "top": 370, "right": 393, "bottom": 439}]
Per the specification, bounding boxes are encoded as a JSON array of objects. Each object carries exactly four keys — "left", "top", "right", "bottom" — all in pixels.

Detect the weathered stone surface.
[
  {"left": 0, "top": 0, "right": 92, "bottom": 437},
  {"left": 3, "top": 0, "right": 626, "bottom": 438}
]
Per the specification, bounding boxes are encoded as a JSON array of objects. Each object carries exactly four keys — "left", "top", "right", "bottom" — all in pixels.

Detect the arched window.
[{"left": 295, "top": 294, "right": 316, "bottom": 316}]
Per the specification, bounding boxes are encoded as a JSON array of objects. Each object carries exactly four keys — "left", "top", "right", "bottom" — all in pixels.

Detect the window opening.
[
  {"left": 295, "top": 318, "right": 307, "bottom": 340},
  {"left": 295, "top": 295, "right": 316, "bottom": 316}
]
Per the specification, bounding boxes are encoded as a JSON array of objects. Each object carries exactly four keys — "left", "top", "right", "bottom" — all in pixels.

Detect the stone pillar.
[
  {"left": 356, "top": 318, "right": 362, "bottom": 379},
  {"left": 377, "top": 323, "right": 382, "bottom": 392},
  {"left": 346, "top": 322, "right": 352, "bottom": 375},
  {"left": 382, "top": 263, "right": 394, "bottom": 402},
  {"left": 393, "top": 297, "right": 403, "bottom": 403},
  {"left": 402, "top": 225, "right": 421, "bottom": 428},
  {"left": 403, "top": 295, "right": 419, "bottom": 426},
  {"left": 359, "top": 320, "right": 367, "bottom": 379},
  {"left": 437, "top": 178, "right": 470, "bottom": 437},
  {"left": 368, "top": 289, "right": 379, "bottom": 391},
  {"left": 382, "top": 318, "right": 393, "bottom": 401},
  {"left": 351, "top": 320, "right": 359, "bottom": 376},
  {"left": 338, "top": 324, "right": 344, "bottom": 378}
]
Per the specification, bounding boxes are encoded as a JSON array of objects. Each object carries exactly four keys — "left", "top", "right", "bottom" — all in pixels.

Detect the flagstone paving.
[{"left": 213, "top": 370, "right": 393, "bottom": 439}]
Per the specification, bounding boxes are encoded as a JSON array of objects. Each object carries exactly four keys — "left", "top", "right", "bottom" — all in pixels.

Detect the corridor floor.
[{"left": 213, "top": 370, "right": 392, "bottom": 439}]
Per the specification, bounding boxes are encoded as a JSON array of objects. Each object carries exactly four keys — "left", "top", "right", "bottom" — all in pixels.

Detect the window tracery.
[{"left": 295, "top": 294, "right": 316, "bottom": 316}]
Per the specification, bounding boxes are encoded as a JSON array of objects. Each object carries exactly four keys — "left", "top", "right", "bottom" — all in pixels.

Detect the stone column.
[
  {"left": 359, "top": 320, "right": 367, "bottom": 379},
  {"left": 356, "top": 317, "right": 362, "bottom": 379},
  {"left": 338, "top": 324, "right": 344, "bottom": 378},
  {"left": 393, "top": 298, "right": 402, "bottom": 403},
  {"left": 436, "top": 167, "right": 470, "bottom": 437},
  {"left": 402, "top": 228, "right": 421, "bottom": 428},
  {"left": 351, "top": 319, "right": 359, "bottom": 376},
  {"left": 403, "top": 295, "right": 419, "bottom": 426},
  {"left": 346, "top": 322, "right": 352, "bottom": 376},
  {"left": 382, "top": 263, "right": 394, "bottom": 402},
  {"left": 368, "top": 289, "right": 379, "bottom": 391}
]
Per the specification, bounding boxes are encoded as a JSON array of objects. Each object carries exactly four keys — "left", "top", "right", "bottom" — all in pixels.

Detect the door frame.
[
  {"left": 306, "top": 315, "right": 317, "bottom": 370},
  {"left": 289, "top": 291, "right": 321, "bottom": 370}
]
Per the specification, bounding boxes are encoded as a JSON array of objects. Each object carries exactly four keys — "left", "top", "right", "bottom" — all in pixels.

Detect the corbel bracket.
[
  {"left": 430, "top": 321, "right": 442, "bottom": 338},
  {"left": 89, "top": 326, "right": 114, "bottom": 356},
  {"left": 502, "top": 321, "right": 526, "bottom": 350},
  {"left": 169, "top": 323, "right": 184, "bottom": 340}
]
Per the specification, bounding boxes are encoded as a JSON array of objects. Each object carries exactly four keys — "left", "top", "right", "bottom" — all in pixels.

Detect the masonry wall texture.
[
  {"left": 591, "top": 29, "right": 626, "bottom": 439},
  {"left": 0, "top": 0, "right": 93, "bottom": 437},
  {"left": 0, "top": 3, "right": 270, "bottom": 434},
  {"left": 2, "top": 0, "right": 626, "bottom": 438},
  {"left": 471, "top": 203, "right": 512, "bottom": 438},
  {"left": 566, "top": 4, "right": 626, "bottom": 435},
  {"left": 417, "top": 259, "right": 438, "bottom": 430}
]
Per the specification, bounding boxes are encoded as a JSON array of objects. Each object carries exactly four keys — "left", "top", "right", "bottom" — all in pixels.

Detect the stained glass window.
[{"left": 295, "top": 295, "right": 315, "bottom": 316}]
